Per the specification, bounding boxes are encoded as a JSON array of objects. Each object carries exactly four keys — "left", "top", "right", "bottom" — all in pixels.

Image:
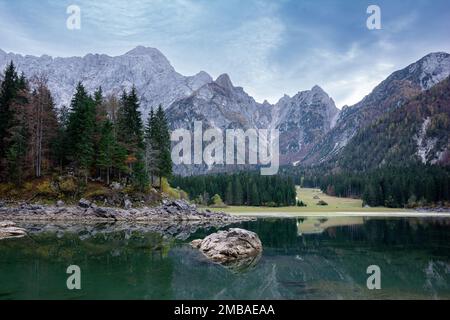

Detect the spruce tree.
[
  {"left": 116, "top": 87, "right": 149, "bottom": 188},
  {"left": 66, "top": 82, "right": 96, "bottom": 183},
  {"left": 144, "top": 108, "right": 159, "bottom": 185},
  {"left": 5, "top": 77, "right": 31, "bottom": 185},
  {"left": 0, "top": 61, "right": 19, "bottom": 179},
  {"left": 233, "top": 176, "right": 243, "bottom": 205},
  {"left": 225, "top": 180, "right": 233, "bottom": 205},
  {"left": 92, "top": 87, "right": 107, "bottom": 177},
  {"left": 154, "top": 105, "right": 172, "bottom": 186},
  {"left": 117, "top": 87, "right": 144, "bottom": 156},
  {"left": 97, "top": 120, "right": 116, "bottom": 184},
  {"left": 131, "top": 151, "right": 149, "bottom": 192}
]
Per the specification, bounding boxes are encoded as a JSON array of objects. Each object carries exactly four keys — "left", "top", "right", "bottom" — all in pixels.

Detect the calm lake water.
[{"left": 0, "top": 216, "right": 449, "bottom": 300}]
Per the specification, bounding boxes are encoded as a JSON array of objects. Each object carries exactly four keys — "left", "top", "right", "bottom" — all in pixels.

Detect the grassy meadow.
[{"left": 209, "top": 187, "right": 411, "bottom": 216}]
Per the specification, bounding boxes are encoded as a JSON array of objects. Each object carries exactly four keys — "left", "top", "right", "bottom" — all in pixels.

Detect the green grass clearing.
[{"left": 209, "top": 187, "right": 410, "bottom": 216}]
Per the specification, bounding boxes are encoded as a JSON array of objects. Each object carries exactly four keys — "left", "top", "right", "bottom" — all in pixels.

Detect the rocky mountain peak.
[
  {"left": 413, "top": 52, "right": 450, "bottom": 90},
  {"left": 125, "top": 45, "right": 164, "bottom": 57},
  {"left": 0, "top": 47, "right": 216, "bottom": 119},
  {"left": 215, "top": 73, "right": 234, "bottom": 91},
  {"left": 311, "top": 85, "right": 326, "bottom": 94}
]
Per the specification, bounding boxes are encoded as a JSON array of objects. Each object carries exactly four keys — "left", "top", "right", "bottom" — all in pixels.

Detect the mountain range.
[{"left": 1, "top": 47, "right": 449, "bottom": 174}]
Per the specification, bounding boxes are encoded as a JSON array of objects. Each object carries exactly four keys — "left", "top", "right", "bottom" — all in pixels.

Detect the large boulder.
[
  {"left": 0, "top": 221, "right": 27, "bottom": 240},
  {"left": 191, "top": 228, "right": 263, "bottom": 264}
]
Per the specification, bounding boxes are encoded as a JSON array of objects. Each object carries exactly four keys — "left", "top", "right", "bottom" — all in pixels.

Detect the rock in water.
[
  {"left": 0, "top": 221, "right": 27, "bottom": 240},
  {"left": 191, "top": 228, "right": 263, "bottom": 264}
]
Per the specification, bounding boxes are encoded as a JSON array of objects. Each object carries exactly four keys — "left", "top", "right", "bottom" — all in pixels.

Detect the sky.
[{"left": 0, "top": 0, "right": 449, "bottom": 108}]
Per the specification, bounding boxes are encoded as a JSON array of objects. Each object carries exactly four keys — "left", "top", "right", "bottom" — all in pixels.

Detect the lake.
[{"left": 0, "top": 216, "right": 449, "bottom": 299}]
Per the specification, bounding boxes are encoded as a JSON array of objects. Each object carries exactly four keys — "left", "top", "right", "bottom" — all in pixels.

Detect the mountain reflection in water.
[{"left": 0, "top": 217, "right": 449, "bottom": 299}]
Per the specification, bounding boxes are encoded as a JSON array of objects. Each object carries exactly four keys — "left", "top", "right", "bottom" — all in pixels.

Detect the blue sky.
[{"left": 0, "top": 0, "right": 449, "bottom": 107}]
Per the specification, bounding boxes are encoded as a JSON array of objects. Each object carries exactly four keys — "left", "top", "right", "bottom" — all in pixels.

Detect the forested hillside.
[
  {"left": 336, "top": 75, "right": 450, "bottom": 171},
  {"left": 0, "top": 62, "right": 172, "bottom": 200}
]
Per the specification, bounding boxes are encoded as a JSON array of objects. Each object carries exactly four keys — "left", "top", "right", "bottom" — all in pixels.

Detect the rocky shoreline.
[{"left": 0, "top": 199, "right": 252, "bottom": 223}]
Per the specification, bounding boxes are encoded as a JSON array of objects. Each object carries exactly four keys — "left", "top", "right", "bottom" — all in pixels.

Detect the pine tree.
[
  {"left": 66, "top": 82, "right": 96, "bottom": 183},
  {"left": 233, "top": 176, "right": 243, "bottom": 205},
  {"left": 5, "top": 79, "right": 31, "bottom": 185},
  {"left": 117, "top": 87, "right": 144, "bottom": 156},
  {"left": 0, "top": 61, "right": 20, "bottom": 179},
  {"left": 154, "top": 105, "right": 172, "bottom": 186},
  {"left": 112, "top": 141, "right": 128, "bottom": 181},
  {"left": 144, "top": 108, "right": 159, "bottom": 185},
  {"left": 250, "top": 182, "right": 260, "bottom": 206},
  {"left": 225, "top": 180, "right": 233, "bottom": 205},
  {"left": 97, "top": 120, "right": 116, "bottom": 185},
  {"left": 131, "top": 151, "right": 149, "bottom": 192},
  {"left": 92, "top": 87, "right": 107, "bottom": 177}
]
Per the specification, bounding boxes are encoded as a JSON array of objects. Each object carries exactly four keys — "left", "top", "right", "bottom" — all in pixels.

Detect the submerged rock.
[
  {"left": 0, "top": 221, "right": 27, "bottom": 240},
  {"left": 191, "top": 228, "right": 263, "bottom": 264}
]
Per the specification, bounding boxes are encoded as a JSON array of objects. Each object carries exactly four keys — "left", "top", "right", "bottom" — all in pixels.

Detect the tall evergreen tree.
[
  {"left": 66, "top": 82, "right": 96, "bottom": 182},
  {"left": 5, "top": 77, "right": 31, "bottom": 185},
  {"left": 144, "top": 108, "right": 159, "bottom": 185},
  {"left": 117, "top": 87, "right": 144, "bottom": 156},
  {"left": 154, "top": 105, "right": 172, "bottom": 186},
  {"left": 131, "top": 151, "right": 150, "bottom": 192},
  {"left": 0, "top": 61, "right": 20, "bottom": 179},
  {"left": 116, "top": 87, "right": 149, "bottom": 188},
  {"left": 97, "top": 120, "right": 116, "bottom": 184}
]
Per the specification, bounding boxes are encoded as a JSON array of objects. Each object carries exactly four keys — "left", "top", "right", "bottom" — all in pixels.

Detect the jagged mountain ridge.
[
  {"left": 166, "top": 74, "right": 339, "bottom": 167},
  {"left": 0, "top": 46, "right": 213, "bottom": 118},
  {"left": 1, "top": 47, "right": 449, "bottom": 174},
  {"left": 0, "top": 47, "right": 339, "bottom": 168},
  {"left": 303, "top": 52, "right": 450, "bottom": 165}
]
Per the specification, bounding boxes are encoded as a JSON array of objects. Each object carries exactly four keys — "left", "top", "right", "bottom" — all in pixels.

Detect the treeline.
[
  {"left": 170, "top": 172, "right": 296, "bottom": 207},
  {"left": 0, "top": 62, "right": 171, "bottom": 191},
  {"left": 291, "top": 164, "right": 450, "bottom": 208}
]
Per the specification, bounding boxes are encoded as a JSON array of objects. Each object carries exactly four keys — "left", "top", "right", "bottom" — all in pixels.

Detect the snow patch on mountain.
[
  {"left": 416, "top": 117, "right": 432, "bottom": 163},
  {"left": 415, "top": 52, "right": 450, "bottom": 90}
]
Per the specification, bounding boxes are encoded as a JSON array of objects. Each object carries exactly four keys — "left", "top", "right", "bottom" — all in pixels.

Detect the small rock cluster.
[
  {"left": 0, "top": 199, "right": 251, "bottom": 223},
  {"left": 415, "top": 207, "right": 450, "bottom": 213},
  {"left": 0, "top": 221, "right": 27, "bottom": 240}
]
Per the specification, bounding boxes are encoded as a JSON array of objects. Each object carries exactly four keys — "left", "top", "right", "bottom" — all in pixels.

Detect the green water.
[{"left": 0, "top": 217, "right": 449, "bottom": 300}]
